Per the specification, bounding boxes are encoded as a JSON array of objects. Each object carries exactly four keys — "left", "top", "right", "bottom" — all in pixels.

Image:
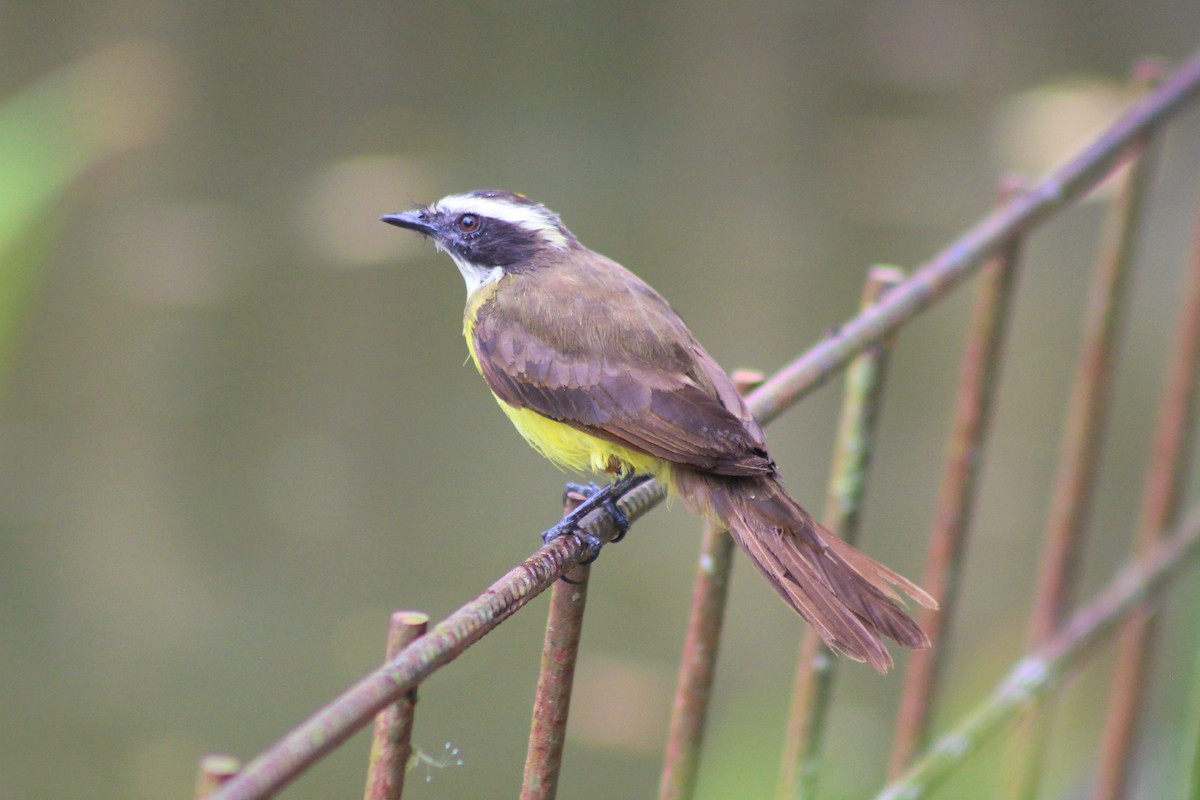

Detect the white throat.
[{"left": 445, "top": 248, "right": 503, "bottom": 297}]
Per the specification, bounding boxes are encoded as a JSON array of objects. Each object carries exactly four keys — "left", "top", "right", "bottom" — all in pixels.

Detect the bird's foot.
[
  {"left": 562, "top": 481, "right": 603, "bottom": 508},
  {"left": 544, "top": 478, "right": 638, "bottom": 565},
  {"left": 566, "top": 478, "right": 636, "bottom": 541}
]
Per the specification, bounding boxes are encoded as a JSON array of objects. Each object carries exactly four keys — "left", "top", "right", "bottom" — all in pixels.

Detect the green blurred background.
[{"left": 4, "top": 3, "right": 1200, "bottom": 799}]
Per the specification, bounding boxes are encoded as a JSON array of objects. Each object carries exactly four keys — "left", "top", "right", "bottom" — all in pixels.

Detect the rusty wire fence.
[{"left": 197, "top": 47, "right": 1200, "bottom": 800}]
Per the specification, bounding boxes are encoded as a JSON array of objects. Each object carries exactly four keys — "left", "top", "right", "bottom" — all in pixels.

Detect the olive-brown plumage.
[
  {"left": 383, "top": 190, "right": 935, "bottom": 672},
  {"left": 474, "top": 258, "right": 775, "bottom": 477}
]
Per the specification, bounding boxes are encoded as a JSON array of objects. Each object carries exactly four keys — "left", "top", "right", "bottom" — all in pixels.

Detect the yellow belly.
[
  {"left": 463, "top": 289, "right": 667, "bottom": 481},
  {"left": 495, "top": 400, "right": 668, "bottom": 479}
]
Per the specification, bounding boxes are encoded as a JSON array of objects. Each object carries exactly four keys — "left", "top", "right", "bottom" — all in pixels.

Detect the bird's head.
[{"left": 382, "top": 190, "right": 577, "bottom": 293}]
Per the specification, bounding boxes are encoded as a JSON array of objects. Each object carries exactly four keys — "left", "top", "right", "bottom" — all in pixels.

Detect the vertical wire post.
[
  {"left": 363, "top": 611, "right": 430, "bottom": 800},
  {"left": 520, "top": 491, "right": 594, "bottom": 800},
  {"left": 888, "top": 177, "right": 1025, "bottom": 776},
  {"left": 657, "top": 369, "right": 764, "bottom": 800},
  {"left": 776, "top": 266, "right": 905, "bottom": 800},
  {"left": 1009, "top": 66, "right": 1159, "bottom": 799},
  {"left": 1092, "top": 139, "right": 1200, "bottom": 799}
]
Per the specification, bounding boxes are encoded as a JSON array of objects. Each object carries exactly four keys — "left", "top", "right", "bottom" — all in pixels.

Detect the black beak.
[{"left": 381, "top": 210, "right": 436, "bottom": 236}]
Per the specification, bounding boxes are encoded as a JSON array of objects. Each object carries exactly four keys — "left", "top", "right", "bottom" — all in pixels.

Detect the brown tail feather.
[{"left": 672, "top": 468, "right": 936, "bottom": 673}]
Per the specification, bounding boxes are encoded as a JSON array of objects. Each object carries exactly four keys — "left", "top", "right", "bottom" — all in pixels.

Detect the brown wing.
[{"left": 472, "top": 258, "right": 774, "bottom": 477}]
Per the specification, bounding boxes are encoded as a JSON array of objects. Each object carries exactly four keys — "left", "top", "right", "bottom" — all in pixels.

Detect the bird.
[{"left": 382, "top": 190, "right": 934, "bottom": 672}]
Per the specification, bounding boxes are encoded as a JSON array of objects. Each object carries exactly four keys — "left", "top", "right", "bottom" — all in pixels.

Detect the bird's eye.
[{"left": 457, "top": 213, "right": 480, "bottom": 233}]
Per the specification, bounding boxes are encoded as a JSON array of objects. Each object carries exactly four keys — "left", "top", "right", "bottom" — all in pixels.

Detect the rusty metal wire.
[
  {"left": 1092, "top": 153, "right": 1200, "bottom": 800},
  {"left": 205, "top": 47, "right": 1200, "bottom": 800},
  {"left": 194, "top": 755, "right": 240, "bottom": 800},
  {"left": 777, "top": 266, "right": 903, "bottom": 800},
  {"left": 658, "top": 371, "right": 761, "bottom": 800},
  {"left": 363, "top": 612, "right": 429, "bottom": 800},
  {"left": 520, "top": 491, "right": 593, "bottom": 800},
  {"left": 889, "top": 177, "right": 1025, "bottom": 777},
  {"left": 876, "top": 502, "right": 1200, "bottom": 800},
  {"left": 1010, "top": 68, "right": 1161, "bottom": 799}
]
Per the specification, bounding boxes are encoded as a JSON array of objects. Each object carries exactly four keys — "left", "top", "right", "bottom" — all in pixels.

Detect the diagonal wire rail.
[
  {"left": 876, "top": 501, "right": 1200, "bottom": 800},
  {"left": 203, "top": 45, "right": 1200, "bottom": 800}
]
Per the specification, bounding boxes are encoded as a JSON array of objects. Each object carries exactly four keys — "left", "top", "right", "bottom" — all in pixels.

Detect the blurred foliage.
[{"left": 0, "top": 42, "right": 167, "bottom": 375}]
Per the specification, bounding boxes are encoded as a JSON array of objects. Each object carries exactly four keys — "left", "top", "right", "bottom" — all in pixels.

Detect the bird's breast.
[
  {"left": 462, "top": 278, "right": 505, "bottom": 372},
  {"left": 462, "top": 283, "right": 668, "bottom": 481}
]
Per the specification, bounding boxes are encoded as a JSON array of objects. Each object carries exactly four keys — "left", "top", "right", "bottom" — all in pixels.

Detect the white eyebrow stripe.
[{"left": 433, "top": 193, "right": 569, "bottom": 250}]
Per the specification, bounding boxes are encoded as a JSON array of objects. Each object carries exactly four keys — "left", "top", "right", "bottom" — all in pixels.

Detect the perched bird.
[{"left": 383, "top": 190, "right": 934, "bottom": 671}]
